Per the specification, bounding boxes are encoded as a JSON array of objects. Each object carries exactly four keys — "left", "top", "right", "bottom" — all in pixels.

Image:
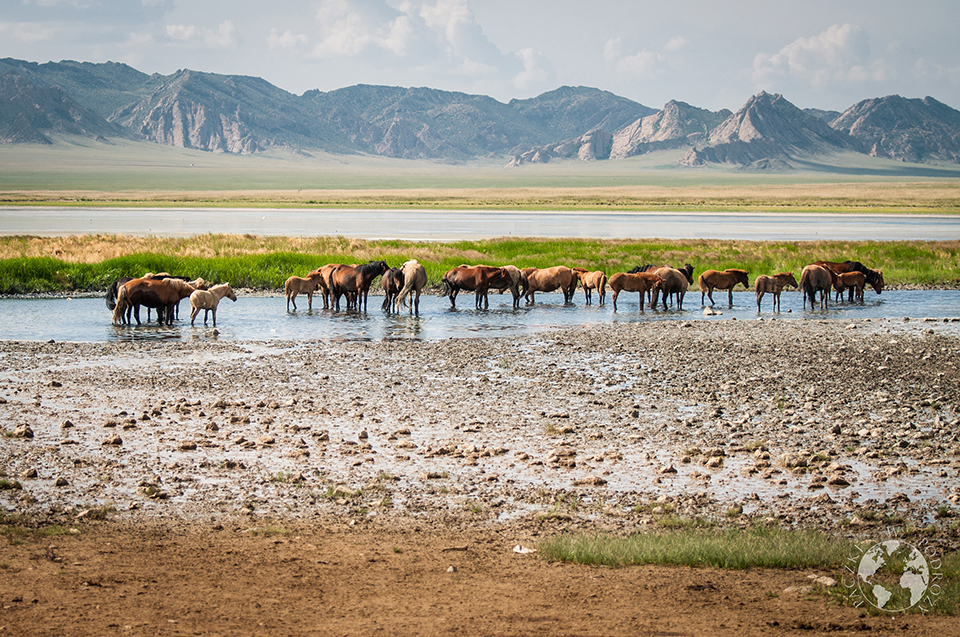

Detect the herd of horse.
[{"left": 106, "top": 259, "right": 884, "bottom": 327}]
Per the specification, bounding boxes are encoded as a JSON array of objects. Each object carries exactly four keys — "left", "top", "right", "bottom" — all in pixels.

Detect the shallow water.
[{"left": 1, "top": 289, "right": 958, "bottom": 342}]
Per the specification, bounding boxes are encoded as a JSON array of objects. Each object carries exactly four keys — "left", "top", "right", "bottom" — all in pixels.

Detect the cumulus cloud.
[
  {"left": 311, "top": 0, "right": 417, "bottom": 58},
  {"left": 752, "top": 23, "right": 888, "bottom": 89},
  {"left": 604, "top": 37, "right": 670, "bottom": 79},
  {"left": 268, "top": 27, "right": 308, "bottom": 50},
  {"left": 166, "top": 20, "right": 235, "bottom": 48},
  {"left": 512, "top": 47, "right": 551, "bottom": 91}
]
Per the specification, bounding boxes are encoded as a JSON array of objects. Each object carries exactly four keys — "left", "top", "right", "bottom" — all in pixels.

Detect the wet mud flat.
[{"left": 1, "top": 318, "right": 959, "bottom": 545}]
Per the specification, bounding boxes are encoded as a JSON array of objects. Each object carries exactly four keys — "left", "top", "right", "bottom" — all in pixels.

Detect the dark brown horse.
[
  {"left": 698, "top": 269, "right": 749, "bottom": 306},
  {"left": 814, "top": 260, "right": 884, "bottom": 299},
  {"left": 608, "top": 272, "right": 660, "bottom": 311},
  {"left": 380, "top": 267, "right": 405, "bottom": 313},
  {"left": 440, "top": 265, "right": 509, "bottom": 309},
  {"left": 652, "top": 266, "right": 689, "bottom": 310},
  {"left": 331, "top": 261, "right": 389, "bottom": 311},
  {"left": 112, "top": 278, "right": 181, "bottom": 326},
  {"left": 834, "top": 271, "right": 866, "bottom": 302}
]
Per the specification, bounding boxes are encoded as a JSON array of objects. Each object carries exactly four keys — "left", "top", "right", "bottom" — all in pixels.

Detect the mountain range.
[{"left": 3, "top": 57, "right": 960, "bottom": 169}]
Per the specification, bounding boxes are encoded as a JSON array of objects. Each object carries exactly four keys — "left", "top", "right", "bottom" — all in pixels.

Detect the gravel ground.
[{"left": 1, "top": 318, "right": 959, "bottom": 546}]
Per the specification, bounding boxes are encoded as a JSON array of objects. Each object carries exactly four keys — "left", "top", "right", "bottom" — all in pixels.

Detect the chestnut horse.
[
  {"left": 834, "top": 271, "right": 866, "bottom": 302},
  {"left": 285, "top": 270, "right": 323, "bottom": 311},
  {"left": 652, "top": 266, "right": 689, "bottom": 310},
  {"left": 629, "top": 264, "right": 695, "bottom": 285},
  {"left": 331, "top": 261, "right": 389, "bottom": 311},
  {"left": 814, "top": 260, "right": 884, "bottom": 299},
  {"left": 112, "top": 278, "right": 180, "bottom": 326},
  {"left": 440, "top": 265, "right": 509, "bottom": 309},
  {"left": 571, "top": 267, "right": 607, "bottom": 305},
  {"left": 486, "top": 264, "right": 525, "bottom": 309},
  {"left": 698, "top": 269, "right": 749, "bottom": 306},
  {"left": 799, "top": 264, "right": 838, "bottom": 310},
  {"left": 396, "top": 259, "right": 428, "bottom": 314},
  {"left": 754, "top": 272, "right": 798, "bottom": 312},
  {"left": 522, "top": 266, "right": 578, "bottom": 305},
  {"left": 380, "top": 267, "right": 405, "bottom": 313},
  {"left": 609, "top": 272, "right": 660, "bottom": 311},
  {"left": 315, "top": 263, "right": 343, "bottom": 309}
]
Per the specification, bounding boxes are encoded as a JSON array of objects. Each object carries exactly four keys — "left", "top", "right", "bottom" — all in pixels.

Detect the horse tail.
[{"left": 112, "top": 285, "right": 129, "bottom": 325}]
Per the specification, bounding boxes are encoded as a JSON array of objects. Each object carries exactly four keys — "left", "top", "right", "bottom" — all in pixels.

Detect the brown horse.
[
  {"left": 285, "top": 271, "right": 323, "bottom": 311},
  {"left": 609, "top": 272, "right": 660, "bottom": 311},
  {"left": 814, "top": 260, "right": 884, "bottom": 298},
  {"left": 395, "top": 259, "right": 428, "bottom": 314},
  {"left": 799, "top": 264, "right": 837, "bottom": 310},
  {"left": 522, "top": 266, "right": 578, "bottom": 305},
  {"left": 630, "top": 264, "right": 695, "bottom": 285},
  {"left": 440, "top": 265, "right": 509, "bottom": 309},
  {"left": 698, "top": 269, "right": 749, "bottom": 306},
  {"left": 380, "top": 267, "right": 405, "bottom": 313},
  {"left": 834, "top": 271, "right": 866, "bottom": 302},
  {"left": 754, "top": 272, "right": 798, "bottom": 312},
  {"left": 652, "top": 266, "right": 689, "bottom": 310},
  {"left": 486, "top": 264, "right": 525, "bottom": 309},
  {"left": 572, "top": 267, "right": 607, "bottom": 305},
  {"left": 331, "top": 261, "right": 389, "bottom": 311},
  {"left": 315, "top": 263, "right": 343, "bottom": 309},
  {"left": 112, "top": 278, "right": 181, "bottom": 326}
]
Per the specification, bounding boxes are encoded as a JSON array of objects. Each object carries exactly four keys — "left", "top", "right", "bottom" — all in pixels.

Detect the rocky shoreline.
[{"left": 1, "top": 319, "right": 958, "bottom": 548}]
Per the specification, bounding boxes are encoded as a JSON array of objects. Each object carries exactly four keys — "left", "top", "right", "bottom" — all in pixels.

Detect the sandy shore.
[{"left": 2, "top": 318, "right": 959, "bottom": 635}]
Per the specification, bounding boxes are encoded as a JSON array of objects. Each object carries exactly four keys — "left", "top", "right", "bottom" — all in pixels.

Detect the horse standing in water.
[
  {"left": 395, "top": 259, "right": 428, "bottom": 314},
  {"left": 814, "top": 260, "right": 884, "bottom": 300},
  {"left": 754, "top": 272, "right": 798, "bottom": 312},
  {"left": 799, "top": 264, "right": 837, "bottom": 310},
  {"left": 440, "top": 265, "right": 509, "bottom": 309},
  {"left": 285, "top": 270, "right": 323, "bottom": 311},
  {"left": 571, "top": 267, "right": 607, "bottom": 305},
  {"left": 190, "top": 283, "right": 237, "bottom": 326},
  {"left": 609, "top": 271, "right": 660, "bottom": 311},
  {"left": 112, "top": 278, "right": 182, "bottom": 326},
  {"left": 380, "top": 267, "right": 405, "bottom": 313},
  {"left": 330, "top": 261, "right": 389, "bottom": 311},
  {"left": 698, "top": 269, "right": 749, "bottom": 306}
]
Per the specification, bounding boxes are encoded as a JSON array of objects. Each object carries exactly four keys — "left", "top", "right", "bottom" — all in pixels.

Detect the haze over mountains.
[{"left": 2, "top": 57, "right": 960, "bottom": 170}]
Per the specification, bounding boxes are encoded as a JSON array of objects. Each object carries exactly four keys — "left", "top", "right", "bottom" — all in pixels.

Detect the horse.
[
  {"left": 106, "top": 272, "right": 197, "bottom": 319},
  {"left": 698, "top": 269, "right": 749, "bottom": 306},
  {"left": 315, "top": 263, "right": 343, "bottom": 309},
  {"left": 571, "top": 267, "right": 607, "bottom": 305},
  {"left": 440, "top": 265, "right": 509, "bottom": 309},
  {"left": 834, "top": 271, "right": 866, "bottom": 302},
  {"left": 629, "top": 263, "right": 695, "bottom": 285},
  {"left": 813, "top": 260, "right": 884, "bottom": 298},
  {"left": 112, "top": 278, "right": 181, "bottom": 326},
  {"left": 380, "top": 267, "right": 405, "bottom": 313},
  {"left": 608, "top": 272, "right": 660, "bottom": 311},
  {"left": 285, "top": 270, "right": 323, "bottom": 311},
  {"left": 190, "top": 283, "right": 237, "bottom": 327},
  {"left": 330, "top": 261, "right": 389, "bottom": 311},
  {"left": 395, "top": 259, "right": 428, "bottom": 314},
  {"left": 754, "top": 272, "right": 798, "bottom": 312},
  {"left": 163, "top": 277, "right": 208, "bottom": 319},
  {"left": 522, "top": 266, "right": 578, "bottom": 305},
  {"left": 486, "top": 264, "right": 525, "bottom": 309},
  {"left": 799, "top": 264, "right": 837, "bottom": 310},
  {"left": 651, "top": 267, "right": 689, "bottom": 310}
]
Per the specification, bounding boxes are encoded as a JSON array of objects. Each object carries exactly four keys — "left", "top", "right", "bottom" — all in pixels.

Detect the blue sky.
[{"left": 2, "top": 0, "right": 958, "bottom": 112}]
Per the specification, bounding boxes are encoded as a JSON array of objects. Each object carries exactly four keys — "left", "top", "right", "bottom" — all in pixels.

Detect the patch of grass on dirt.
[{"left": 539, "top": 526, "right": 850, "bottom": 570}]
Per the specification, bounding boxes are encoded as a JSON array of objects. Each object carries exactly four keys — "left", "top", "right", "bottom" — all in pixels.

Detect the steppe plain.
[{"left": 2, "top": 145, "right": 960, "bottom": 635}]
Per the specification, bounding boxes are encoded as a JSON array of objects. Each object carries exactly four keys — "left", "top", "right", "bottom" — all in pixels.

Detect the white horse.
[
  {"left": 395, "top": 259, "right": 428, "bottom": 315},
  {"left": 190, "top": 283, "right": 237, "bottom": 326}
]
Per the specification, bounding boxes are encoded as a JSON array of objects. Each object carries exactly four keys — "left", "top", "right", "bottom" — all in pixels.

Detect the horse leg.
[
  {"left": 611, "top": 289, "right": 619, "bottom": 311},
  {"left": 211, "top": 307, "right": 217, "bottom": 327},
  {"left": 728, "top": 288, "right": 734, "bottom": 306},
  {"left": 190, "top": 306, "right": 199, "bottom": 326}
]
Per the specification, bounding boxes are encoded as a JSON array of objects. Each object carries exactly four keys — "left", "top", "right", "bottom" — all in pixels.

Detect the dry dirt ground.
[{"left": 1, "top": 319, "right": 959, "bottom": 635}]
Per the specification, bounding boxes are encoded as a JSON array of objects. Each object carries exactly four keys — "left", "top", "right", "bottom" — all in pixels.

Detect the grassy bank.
[
  {"left": 539, "top": 529, "right": 960, "bottom": 615},
  {"left": 0, "top": 235, "right": 957, "bottom": 293}
]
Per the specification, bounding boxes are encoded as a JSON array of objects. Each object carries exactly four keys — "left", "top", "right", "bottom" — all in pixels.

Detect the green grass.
[
  {"left": 0, "top": 236, "right": 958, "bottom": 293},
  {"left": 539, "top": 527, "right": 852, "bottom": 570}
]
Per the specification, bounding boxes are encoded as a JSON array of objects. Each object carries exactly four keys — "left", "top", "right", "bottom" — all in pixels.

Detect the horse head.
[{"left": 871, "top": 270, "right": 884, "bottom": 294}]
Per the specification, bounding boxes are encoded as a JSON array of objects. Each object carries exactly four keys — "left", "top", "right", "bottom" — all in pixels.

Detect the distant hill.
[
  {"left": 680, "top": 91, "right": 861, "bottom": 167},
  {"left": 830, "top": 95, "right": 960, "bottom": 164},
  {"left": 1, "top": 57, "right": 959, "bottom": 168}
]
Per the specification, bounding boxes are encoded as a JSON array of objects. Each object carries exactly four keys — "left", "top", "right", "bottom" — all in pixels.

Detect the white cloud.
[
  {"left": 0, "top": 21, "right": 55, "bottom": 43},
  {"left": 664, "top": 36, "right": 689, "bottom": 52},
  {"left": 512, "top": 47, "right": 550, "bottom": 90},
  {"left": 165, "top": 20, "right": 235, "bottom": 48},
  {"left": 604, "top": 37, "right": 667, "bottom": 79},
  {"left": 311, "top": 0, "right": 417, "bottom": 58},
  {"left": 752, "top": 23, "right": 886, "bottom": 89},
  {"left": 268, "top": 27, "right": 308, "bottom": 50}
]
